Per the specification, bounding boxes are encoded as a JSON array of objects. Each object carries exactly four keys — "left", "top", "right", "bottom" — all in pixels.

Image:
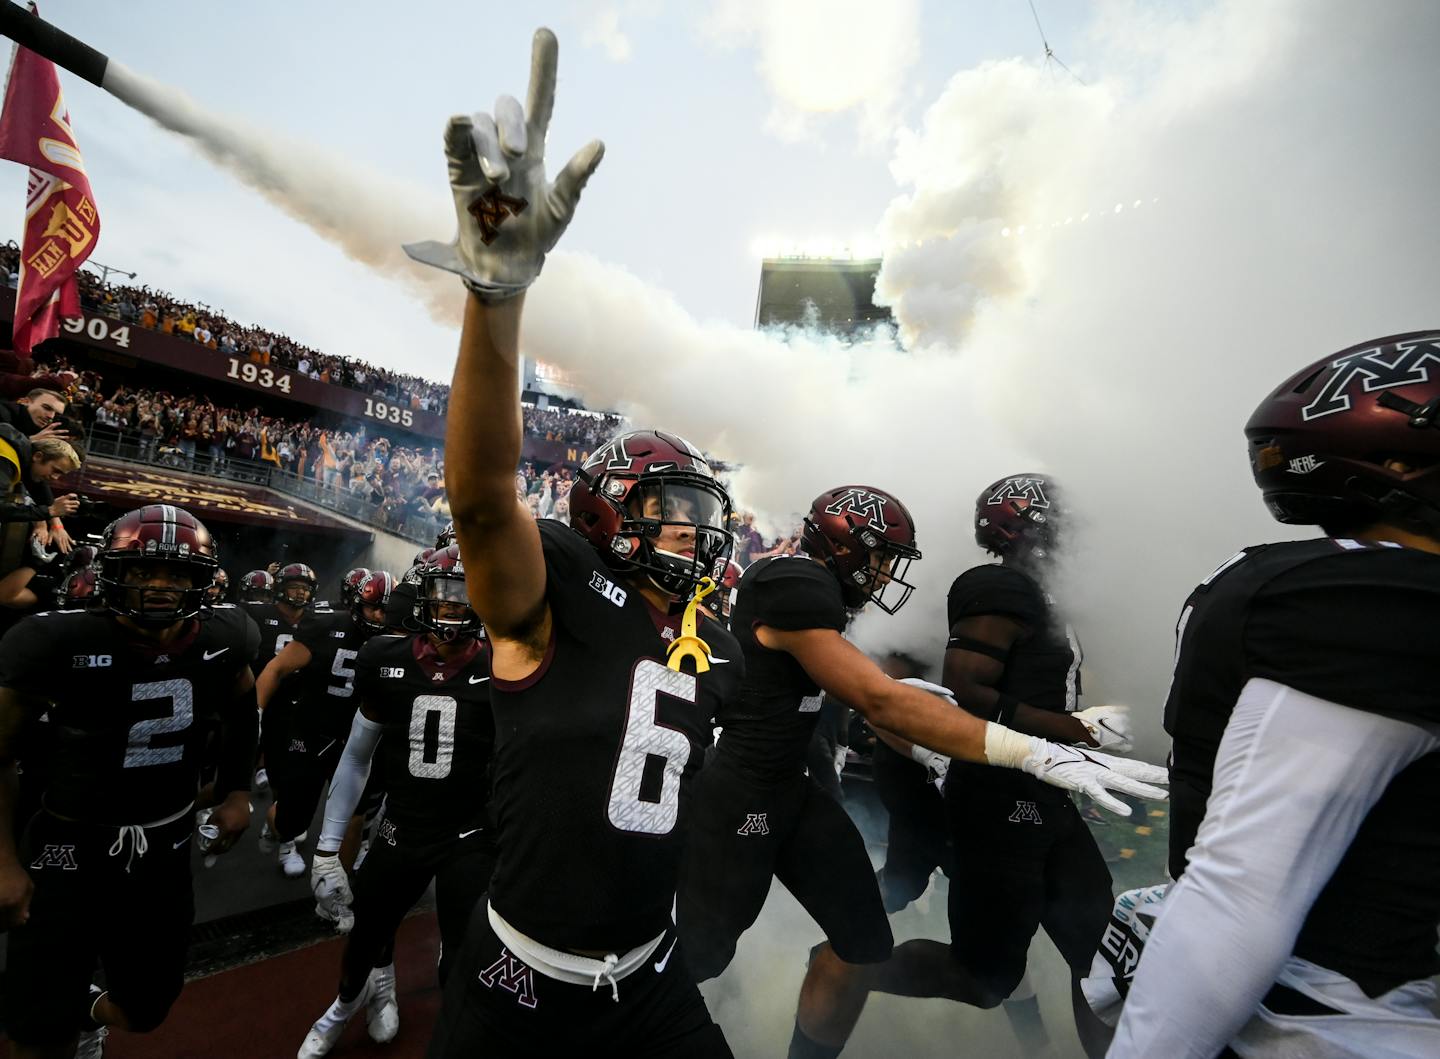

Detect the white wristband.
[{"left": 984, "top": 722, "right": 1041, "bottom": 770}]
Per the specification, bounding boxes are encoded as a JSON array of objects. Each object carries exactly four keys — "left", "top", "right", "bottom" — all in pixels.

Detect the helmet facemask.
[
  {"left": 600, "top": 477, "right": 732, "bottom": 598},
  {"left": 415, "top": 571, "right": 481, "bottom": 643},
  {"left": 100, "top": 555, "right": 214, "bottom": 626}
]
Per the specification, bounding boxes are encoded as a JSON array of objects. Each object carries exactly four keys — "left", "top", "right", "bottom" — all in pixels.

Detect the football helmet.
[
  {"left": 59, "top": 566, "right": 97, "bottom": 605},
  {"left": 352, "top": 570, "right": 396, "bottom": 632},
  {"left": 412, "top": 547, "right": 435, "bottom": 569},
  {"left": 275, "top": 563, "right": 319, "bottom": 608},
  {"left": 715, "top": 558, "right": 743, "bottom": 623},
  {"left": 206, "top": 567, "right": 230, "bottom": 604},
  {"left": 240, "top": 569, "right": 275, "bottom": 603},
  {"left": 975, "top": 473, "right": 1062, "bottom": 562},
  {"left": 1245, "top": 331, "right": 1440, "bottom": 533},
  {"left": 66, "top": 543, "right": 99, "bottom": 571},
  {"left": 413, "top": 545, "right": 480, "bottom": 641},
  {"left": 569, "top": 430, "right": 732, "bottom": 597},
  {"left": 97, "top": 504, "right": 219, "bottom": 624},
  {"left": 340, "top": 567, "right": 371, "bottom": 608},
  {"left": 802, "top": 485, "right": 921, "bottom": 613},
  {"left": 435, "top": 520, "right": 456, "bottom": 549}
]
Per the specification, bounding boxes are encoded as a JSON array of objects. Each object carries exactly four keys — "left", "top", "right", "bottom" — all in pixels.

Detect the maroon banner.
[
  {"left": 0, "top": 3, "right": 100, "bottom": 356},
  {"left": 71, "top": 458, "right": 372, "bottom": 540}
]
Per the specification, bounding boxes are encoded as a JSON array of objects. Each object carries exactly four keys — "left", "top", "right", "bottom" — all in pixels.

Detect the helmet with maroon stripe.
[
  {"left": 340, "top": 567, "right": 371, "bottom": 607},
  {"left": 206, "top": 567, "right": 230, "bottom": 603},
  {"left": 240, "top": 569, "right": 274, "bottom": 603},
  {"left": 60, "top": 566, "right": 97, "bottom": 605},
  {"left": 975, "top": 473, "right": 1062, "bottom": 563},
  {"left": 1245, "top": 330, "right": 1440, "bottom": 534},
  {"left": 413, "top": 545, "right": 480, "bottom": 641},
  {"left": 714, "top": 558, "right": 744, "bottom": 623},
  {"left": 802, "top": 485, "right": 921, "bottom": 614},
  {"left": 569, "top": 430, "right": 732, "bottom": 597},
  {"left": 97, "top": 504, "right": 218, "bottom": 624},
  {"left": 435, "top": 521, "right": 456, "bottom": 549},
  {"left": 275, "top": 562, "right": 319, "bottom": 608},
  {"left": 352, "top": 570, "right": 396, "bottom": 632},
  {"left": 66, "top": 544, "right": 98, "bottom": 571}
]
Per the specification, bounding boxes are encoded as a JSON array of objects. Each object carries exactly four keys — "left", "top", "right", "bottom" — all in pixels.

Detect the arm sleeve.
[
  {"left": 1109, "top": 678, "right": 1440, "bottom": 1059},
  {"left": 316, "top": 710, "right": 384, "bottom": 854}
]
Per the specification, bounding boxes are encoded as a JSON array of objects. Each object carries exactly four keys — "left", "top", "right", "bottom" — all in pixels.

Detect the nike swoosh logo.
[
  {"left": 203, "top": 648, "right": 229, "bottom": 660},
  {"left": 173, "top": 836, "right": 191, "bottom": 850},
  {"left": 654, "top": 938, "right": 678, "bottom": 974},
  {"left": 458, "top": 828, "right": 483, "bottom": 839},
  {"left": 468, "top": 676, "right": 489, "bottom": 684},
  {"left": 706, "top": 656, "right": 729, "bottom": 664}
]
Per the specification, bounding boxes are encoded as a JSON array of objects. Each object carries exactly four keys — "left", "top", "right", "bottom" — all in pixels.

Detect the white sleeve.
[
  {"left": 1108, "top": 678, "right": 1440, "bottom": 1059},
  {"left": 316, "top": 711, "right": 384, "bottom": 855}
]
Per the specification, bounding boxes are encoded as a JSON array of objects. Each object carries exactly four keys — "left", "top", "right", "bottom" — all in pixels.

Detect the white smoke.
[{"left": 99, "top": 0, "right": 1439, "bottom": 758}]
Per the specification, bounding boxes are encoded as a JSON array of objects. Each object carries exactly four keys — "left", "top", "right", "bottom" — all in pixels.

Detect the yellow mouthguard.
[{"left": 666, "top": 577, "right": 717, "bottom": 674}]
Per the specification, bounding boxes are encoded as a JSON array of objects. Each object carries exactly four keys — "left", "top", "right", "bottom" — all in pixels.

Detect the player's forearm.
[
  {"left": 863, "top": 683, "right": 989, "bottom": 763},
  {"left": 447, "top": 293, "right": 526, "bottom": 530}
]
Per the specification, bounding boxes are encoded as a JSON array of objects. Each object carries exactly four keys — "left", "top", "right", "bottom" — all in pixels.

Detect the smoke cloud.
[{"left": 101, "top": 0, "right": 1439, "bottom": 761}]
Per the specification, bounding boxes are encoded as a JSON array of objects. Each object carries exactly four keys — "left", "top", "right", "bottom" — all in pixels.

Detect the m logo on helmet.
[
  {"left": 1301, "top": 337, "right": 1440, "bottom": 421},
  {"left": 584, "top": 436, "right": 633, "bottom": 473},
  {"left": 823, "top": 488, "right": 889, "bottom": 532},
  {"left": 987, "top": 477, "right": 1050, "bottom": 508}
]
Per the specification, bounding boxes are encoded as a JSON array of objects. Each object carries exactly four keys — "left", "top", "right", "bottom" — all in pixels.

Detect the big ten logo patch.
[{"left": 589, "top": 571, "right": 628, "bottom": 608}]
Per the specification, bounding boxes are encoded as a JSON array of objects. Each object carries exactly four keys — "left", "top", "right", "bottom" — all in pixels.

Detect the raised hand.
[{"left": 404, "top": 28, "right": 605, "bottom": 299}]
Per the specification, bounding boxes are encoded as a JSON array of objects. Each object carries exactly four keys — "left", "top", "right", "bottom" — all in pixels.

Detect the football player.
[
  {"left": 299, "top": 553, "right": 494, "bottom": 1057},
  {"left": 0, "top": 504, "right": 259, "bottom": 1058},
  {"left": 866, "top": 475, "right": 1131, "bottom": 1054},
  {"left": 239, "top": 569, "right": 274, "bottom": 605},
  {"left": 256, "top": 564, "right": 387, "bottom": 878},
  {"left": 407, "top": 30, "right": 742, "bottom": 1057},
  {"left": 338, "top": 567, "right": 370, "bottom": 609},
  {"left": 246, "top": 564, "right": 326, "bottom": 799},
  {"left": 205, "top": 567, "right": 230, "bottom": 605},
  {"left": 1108, "top": 332, "right": 1440, "bottom": 1057},
  {"left": 677, "top": 485, "right": 1166, "bottom": 1059}
]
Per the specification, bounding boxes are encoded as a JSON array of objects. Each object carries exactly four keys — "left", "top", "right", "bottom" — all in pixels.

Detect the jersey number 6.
[{"left": 607, "top": 659, "right": 696, "bottom": 836}]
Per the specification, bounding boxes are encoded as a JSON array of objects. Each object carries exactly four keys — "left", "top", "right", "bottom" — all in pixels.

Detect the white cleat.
[
  {"left": 279, "top": 841, "right": 306, "bottom": 878},
  {"left": 258, "top": 819, "right": 279, "bottom": 854},
  {"left": 253, "top": 767, "right": 270, "bottom": 792},
  {"left": 366, "top": 963, "right": 399, "bottom": 1043},
  {"left": 75, "top": 1025, "right": 108, "bottom": 1059},
  {"left": 297, "top": 983, "right": 370, "bottom": 1059}
]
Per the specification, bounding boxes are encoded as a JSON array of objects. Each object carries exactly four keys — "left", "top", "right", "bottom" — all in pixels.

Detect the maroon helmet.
[
  {"left": 413, "top": 545, "right": 480, "bottom": 641},
  {"left": 340, "top": 567, "right": 371, "bottom": 607},
  {"left": 412, "top": 547, "right": 435, "bottom": 569},
  {"left": 1246, "top": 331, "right": 1440, "bottom": 533},
  {"left": 206, "top": 567, "right": 230, "bottom": 603},
  {"left": 59, "top": 566, "right": 97, "bottom": 605},
  {"left": 275, "top": 562, "right": 319, "bottom": 608},
  {"left": 352, "top": 570, "right": 396, "bottom": 632},
  {"left": 435, "top": 520, "right": 456, "bottom": 549},
  {"left": 802, "top": 485, "right": 921, "bottom": 613},
  {"left": 975, "top": 473, "right": 1062, "bottom": 562},
  {"left": 66, "top": 543, "right": 99, "bottom": 571},
  {"left": 715, "top": 558, "right": 743, "bottom": 623},
  {"left": 569, "top": 430, "right": 732, "bottom": 597},
  {"left": 97, "top": 504, "right": 218, "bottom": 624},
  {"left": 240, "top": 569, "right": 275, "bottom": 603}
]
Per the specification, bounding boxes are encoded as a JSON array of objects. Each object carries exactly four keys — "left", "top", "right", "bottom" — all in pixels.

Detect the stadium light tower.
[{"left": 83, "top": 258, "right": 136, "bottom": 285}]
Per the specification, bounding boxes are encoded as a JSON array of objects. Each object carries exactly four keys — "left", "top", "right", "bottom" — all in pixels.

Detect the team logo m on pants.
[
  {"left": 1008, "top": 801, "right": 1043, "bottom": 824},
  {"left": 736, "top": 812, "right": 769, "bottom": 836},
  {"left": 30, "top": 843, "right": 79, "bottom": 870},
  {"left": 479, "top": 947, "right": 538, "bottom": 1009}
]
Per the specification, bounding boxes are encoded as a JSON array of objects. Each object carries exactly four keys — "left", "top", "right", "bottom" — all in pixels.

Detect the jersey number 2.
[
  {"left": 124, "top": 679, "right": 195, "bottom": 768},
  {"left": 607, "top": 659, "right": 695, "bottom": 836}
]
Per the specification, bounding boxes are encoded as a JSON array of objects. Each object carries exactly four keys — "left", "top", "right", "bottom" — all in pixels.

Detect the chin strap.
[{"left": 666, "top": 577, "right": 716, "bottom": 674}]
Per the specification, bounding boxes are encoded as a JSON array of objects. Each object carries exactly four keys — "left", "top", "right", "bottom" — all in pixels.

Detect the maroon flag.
[{"left": 0, "top": 3, "right": 99, "bottom": 357}]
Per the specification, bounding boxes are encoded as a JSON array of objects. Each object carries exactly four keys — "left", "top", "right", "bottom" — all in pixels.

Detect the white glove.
[
  {"left": 897, "top": 677, "right": 957, "bottom": 705},
  {"left": 986, "top": 725, "right": 1168, "bottom": 816},
  {"left": 1073, "top": 704, "right": 1133, "bottom": 752},
  {"left": 310, "top": 854, "right": 354, "bottom": 933},
  {"left": 403, "top": 27, "right": 605, "bottom": 299}
]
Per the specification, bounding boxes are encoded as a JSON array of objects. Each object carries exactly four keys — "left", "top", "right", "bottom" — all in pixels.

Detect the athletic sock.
[{"left": 788, "top": 1023, "right": 843, "bottom": 1059}]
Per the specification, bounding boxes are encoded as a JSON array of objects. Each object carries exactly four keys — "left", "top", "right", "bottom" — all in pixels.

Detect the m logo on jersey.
[
  {"left": 823, "top": 488, "right": 889, "bottom": 532},
  {"left": 589, "top": 571, "right": 628, "bottom": 608},
  {"left": 736, "top": 812, "right": 770, "bottom": 836},
  {"left": 1301, "top": 337, "right": 1440, "bottom": 421},
  {"left": 30, "top": 843, "right": 78, "bottom": 870},
  {"left": 986, "top": 477, "right": 1050, "bottom": 509},
  {"left": 478, "top": 948, "right": 538, "bottom": 1009},
  {"left": 1008, "top": 800, "right": 1043, "bottom": 824},
  {"left": 377, "top": 818, "right": 398, "bottom": 846}
]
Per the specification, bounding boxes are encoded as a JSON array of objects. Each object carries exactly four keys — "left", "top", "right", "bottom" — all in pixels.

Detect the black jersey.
[
  {"left": 945, "top": 564, "right": 1082, "bottom": 804},
  {"left": 247, "top": 600, "right": 326, "bottom": 708},
  {"left": 1165, "top": 537, "right": 1440, "bottom": 995},
  {"left": 0, "top": 605, "right": 260, "bottom": 825},
  {"left": 487, "top": 519, "right": 743, "bottom": 952},
  {"left": 716, "top": 556, "right": 847, "bottom": 781},
  {"left": 356, "top": 632, "right": 494, "bottom": 845},
  {"left": 294, "top": 610, "right": 373, "bottom": 740}
]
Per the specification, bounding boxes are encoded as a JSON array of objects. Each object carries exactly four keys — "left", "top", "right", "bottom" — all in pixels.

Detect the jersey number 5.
[{"left": 607, "top": 659, "right": 695, "bottom": 836}]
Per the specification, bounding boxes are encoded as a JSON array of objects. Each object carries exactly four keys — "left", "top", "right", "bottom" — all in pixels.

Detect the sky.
[{"left": 3, "top": 0, "right": 1437, "bottom": 757}]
